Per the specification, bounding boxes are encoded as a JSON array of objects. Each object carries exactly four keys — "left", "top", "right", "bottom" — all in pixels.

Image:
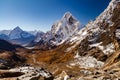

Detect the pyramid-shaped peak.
[
  {"left": 15, "top": 26, "right": 21, "bottom": 29},
  {"left": 13, "top": 26, "right": 23, "bottom": 31}
]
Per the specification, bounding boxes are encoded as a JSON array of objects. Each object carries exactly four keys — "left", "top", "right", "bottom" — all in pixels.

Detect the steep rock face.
[
  {"left": 36, "top": 12, "right": 80, "bottom": 50},
  {"left": 67, "top": 0, "right": 120, "bottom": 61},
  {"left": 50, "top": 12, "right": 80, "bottom": 45}
]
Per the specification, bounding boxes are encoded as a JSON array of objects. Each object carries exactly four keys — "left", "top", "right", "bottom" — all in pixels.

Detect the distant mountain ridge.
[
  {"left": 0, "top": 39, "right": 16, "bottom": 51},
  {"left": 0, "top": 26, "right": 44, "bottom": 45}
]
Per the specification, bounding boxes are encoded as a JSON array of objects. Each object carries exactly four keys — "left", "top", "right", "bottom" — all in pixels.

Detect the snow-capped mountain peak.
[
  {"left": 13, "top": 26, "right": 23, "bottom": 32},
  {"left": 51, "top": 12, "right": 80, "bottom": 45},
  {"left": 9, "top": 26, "right": 34, "bottom": 40},
  {"left": 9, "top": 26, "right": 23, "bottom": 39},
  {"left": 38, "top": 12, "right": 80, "bottom": 49},
  {"left": 62, "top": 12, "right": 72, "bottom": 20}
]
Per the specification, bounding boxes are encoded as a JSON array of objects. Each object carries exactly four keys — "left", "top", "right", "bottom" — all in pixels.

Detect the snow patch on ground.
[
  {"left": 81, "top": 30, "right": 87, "bottom": 36},
  {"left": 90, "top": 42, "right": 115, "bottom": 55},
  {"left": 66, "top": 28, "right": 89, "bottom": 52},
  {"left": 116, "top": 29, "right": 120, "bottom": 39},
  {"left": 70, "top": 56, "right": 104, "bottom": 68}
]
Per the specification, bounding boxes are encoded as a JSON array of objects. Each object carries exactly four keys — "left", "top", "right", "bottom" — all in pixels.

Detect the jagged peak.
[
  {"left": 61, "top": 12, "right": 80, "bottom": 26},
  {"left": 62, "top": 12, "right": 78, "bottom": 22},
  {"left": 63, "top": 12, "right": 72, "bottom": 19}
]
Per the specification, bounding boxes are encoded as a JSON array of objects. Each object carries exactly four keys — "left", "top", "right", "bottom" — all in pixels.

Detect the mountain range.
[
  {"left": 0, "top": 26, "right": 44, "bottom": 45},
  {"left": 0, "top": 0, "right": 120, "bottom": 80}
]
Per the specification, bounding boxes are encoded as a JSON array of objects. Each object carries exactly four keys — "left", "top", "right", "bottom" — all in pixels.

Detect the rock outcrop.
[{"left": 0, "top": 66, "right": 54, "bottom": 80}]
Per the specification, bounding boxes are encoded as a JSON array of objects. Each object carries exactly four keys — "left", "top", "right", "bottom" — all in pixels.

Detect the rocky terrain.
[
  {"left": 0, "top": 66, "right": 53, "bottom": 80},
  {"left": 0, "top": 0, "right": 120, "bottom": 80}
]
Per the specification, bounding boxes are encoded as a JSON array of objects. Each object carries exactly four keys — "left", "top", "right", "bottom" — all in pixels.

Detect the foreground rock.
[{"left": 0, "top": 66, "right": 54, "bottom": 80}]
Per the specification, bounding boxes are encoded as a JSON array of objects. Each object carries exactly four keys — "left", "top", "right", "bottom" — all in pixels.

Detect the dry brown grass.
[{"left": 25, "top": 43, "right": 77, "bottom": 65}]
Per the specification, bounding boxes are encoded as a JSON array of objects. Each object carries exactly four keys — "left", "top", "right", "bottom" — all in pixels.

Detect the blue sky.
[{"left": 0, "top": 0, "right": 111, "bottom": 32}]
